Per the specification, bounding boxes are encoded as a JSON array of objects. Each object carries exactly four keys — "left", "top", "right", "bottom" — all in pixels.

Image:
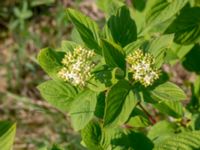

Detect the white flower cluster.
[
  {"left": 126, "top": 49, "right": 160, "bottom": 87},
  {"left": 58, "top": 46, "right": 95, "bottom": 87}
]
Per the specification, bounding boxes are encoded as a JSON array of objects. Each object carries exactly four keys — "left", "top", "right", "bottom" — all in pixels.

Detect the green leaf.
[
  {"left": 175, "top": 45, "right": 194, "bottom": 59},
  {"left": 0, "top": 121, "right": 16, "bottom": 150},
  {"left": 124, "top": 38, "right": 147, "bottom": 54},
  {"left": 190, "top": 113, "right": 200, "bottom": 130},
  {"left": 146, "top": 34, "right": 174, "bottom": 68},
  {"left": 37, "top": 80, "right": 77, "bottom": 112},
  {"left": 37, "top": 48, "right": 65, "bottom": 81},
  {"left": 101, "top": 128, "right": 129, "bottom": 149},
  {"left": 96, "top": 0, "right": 125, "bottom": 17},
  {"left": 101, "top": 39, "right": 125, "bottom": 70},
  {"left": 88, "top": 65, "right": 124, "bottom": 92},
  {"left": 71, "top": 28, "right": 84, "bottom": 44},
  {"left": 147, "top": 17, "right": 175, "bottom": 34},
  {"left": 153, "top": 101, "right": 184, "bottom": 118},
  {"left": 193, "top": 75, "right": 200, "bottom": 97},
  {"left": 101, "top": 128, "right": 153, "bottom": 150},
  {"left": 59, "top": 40, "right": 78, "bottom": 52},
  {"left": 131, "top": 0, "right": 147, "bottom": 12},
  {"left": 107, "top": 6, "right": 137, "bottom": 47},
  {"left": 149, "top": 82, "right": 186, "bottom": 102},
  {"left": 165, "top": 7, "right": 200, "bottom": 45},
  {"left": 30, "top": 0, "right": 55, "bottom": 7},
  {"left": 88, "top": 65, "right": 114, "bottom": 92},
  {"left": 116, "top": 90, "right": 138, "bottom": 126},
  {"left": 164, "top": 48, "right": 179, "bottom": 65},
  {"left": 187, "top": 76, "right": 200, "bottom": 110},
  {"left": 170, "top": 42, "right": 194, "bottom": 60},
  {"left": 154, "top": 131, "right": 200, "bottom": 150},
  {"left": 103, "top": 80, "right": 137, "bottom": 128},
  {"left": 50, "top": 144, "right": 63, "bottom": 150},
  {"left": 103, "top": 129, "right": 153, "bottom": 150},
  {"left": 146, "top": 0, "right": 188, "bottom": 27},
  {"left": 81, "top": 120, "right": 103, "bottom": 150},
  {"left": 128, "top": 131, "right": 154, "bottom": 150},
  {"left": 95, "top": 92, "right": 106, "bottom": 119},
  {"left": 190, "top": 0, "right": 200, "bottom": 7},
  {"left": 70, "top": 89, "right": 97, "bottom": 131},
  {"left": 126, "top": 108, "right": 151, "bottom": 128},
  {"left": 66, "top": 8, "right": 101, "bottom": 54},
  {"left": 148, "top": 120, "right": 177, "bottom": 144},
  {"left": 81, "top": 121, "right": 153, "bottom": 150},
  {"left": 182, "top": 44, "right": 200, "bottom": 74},
  {"left": 130, "top": 0, "right": 157, "bottom": 33}
]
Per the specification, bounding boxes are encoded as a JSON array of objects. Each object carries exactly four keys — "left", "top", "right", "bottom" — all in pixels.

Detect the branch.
[{"left": 138, "top": 102, "right": 156, "bottom": 125}]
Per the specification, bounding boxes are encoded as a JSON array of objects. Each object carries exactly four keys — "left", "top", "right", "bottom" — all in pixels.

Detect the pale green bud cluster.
[
  {"left": 126, "top": 49, "right": 160, "bottom": 87},
  {"left": 58, "top": 46, "right": 95, "bottom": 87}
]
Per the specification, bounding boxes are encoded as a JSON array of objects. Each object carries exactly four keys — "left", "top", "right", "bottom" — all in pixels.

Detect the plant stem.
[{"left": 138, "top": 102, "right": 156, "bottom": 125}]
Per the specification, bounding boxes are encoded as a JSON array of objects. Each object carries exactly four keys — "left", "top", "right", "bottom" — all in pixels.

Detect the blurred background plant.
[{"left": 0, "top": 0, "right": 104, "bottom": 149}]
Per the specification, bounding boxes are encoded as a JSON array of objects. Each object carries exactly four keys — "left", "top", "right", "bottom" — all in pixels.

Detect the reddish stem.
[{"left": 138, "top": 102, "right": 156, "bottom": 125}]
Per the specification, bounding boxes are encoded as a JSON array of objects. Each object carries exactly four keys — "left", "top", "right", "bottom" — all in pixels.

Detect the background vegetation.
[{"left": 0, "top": 0, "right": 103, "bottom": 149}]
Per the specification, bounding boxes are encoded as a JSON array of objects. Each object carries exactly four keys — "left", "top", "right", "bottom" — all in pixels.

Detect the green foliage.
[
  {"left": 166, "top": 7, "right": 200, "bottom": 45},
  {"left": 66, "top": 8, "right": 101, "bottom": 54},
  {"left": 69, "top": 89, "right": 97, "bottom": 131},
  {"left": 59, "top": 40, "right": 78, "bottom": 52},
  {"left": 154, "top": 131, "right": 200, "bottom": 150},
  {"left": 0, "top": 121, "right": 16, "bottom": 150},
  {"left": 188, "top": 76, "right": 200, "bottom": 111},
  {"left": 50, "top": 144, "right": 64, "bottom": 150},
  {"left": 106, "top": 6, "right": 137, "bottom": 47},
  {"left": 148, "top": 82, "right": 186, "bottom": 102},
  {"left": 148, "top": 120, "right": 178, "bottom": 144},
  {"left": 146, "top": 0, "right": 188, "bottom": 27},
  {"left": 182, "top": 44, "right": 200, "bottom": 74},
  {"left": 131, "top": 0, "right": 147, "bottom": 12},
  {"left": 103, "top": 80, "right": 137, "bottom": 128},
  {"left": 145, "top": 35, "right": 174, "bottom": 68},
  {"left": 168, "top": 42, "right": 194, "bottom": 63},
  {"left": 96, "top": 0, "right": 125, "bottom": 17},
  {"left": 36, "top": 1, "right": 200, "bottom": 149},
  {"left": 126, "top": 108, "right": 151, "bottom": 128},
  {"left": 101, "top": 39, "right": 125, "bottom": 70},
  {"left": 10, "top": 1, "right": 33, "bottom": 31},
  {"left": 37, "top": 48, "right": 65, "bottom": 81},
  {"left": 153, "top": 101, "right": 184, "bottom": 118},
  {"left": 81, "top": 120, "right": 103, "bottom": 150},
  {"left": 103, "top": 128, "right": 154, "bottom": 150},
  {"left": 30, "top": 0, "right": 55, "bottom": 7},
  {"left": 37, "top": 80, "right": 77, "bottom": 112},
  {"left": 82, "top": 121, "right": 154, "bottom": 150}
]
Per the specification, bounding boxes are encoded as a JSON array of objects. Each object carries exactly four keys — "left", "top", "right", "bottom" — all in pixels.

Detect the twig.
[{"left": 138, "top": 102, "right": 156, "bottom": 125}]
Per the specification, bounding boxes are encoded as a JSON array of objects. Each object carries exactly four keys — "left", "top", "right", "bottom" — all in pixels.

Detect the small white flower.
[
  {"left": 126, "top": 49, "right": 160, "bottom": 87},
  {"left": 133, "top": 72, "right": 143, "bottom": 80},
  {"left": 143, "top": 75, "right": 151, "bottom": 86},
  {"left": 72, "top": 60, "right": 82, "bottom": 71},
  {"left": 58, "top": 46, "right": 95, "bottom": 87},
  {"left": 141, "top": 61, "right": 151, "bottom": 71},
  {"left": 134, "top": 64, "right": 142, "bottom": 72}
]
